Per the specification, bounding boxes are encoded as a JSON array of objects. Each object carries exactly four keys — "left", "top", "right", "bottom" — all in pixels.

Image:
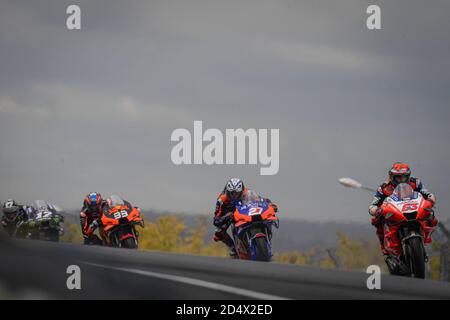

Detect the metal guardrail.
[
  {"left": 438, "top": 222, "right": 450, "bottom": 282},
  {"left": 440, "top": 243, "right": 450, "bottom": 282}
]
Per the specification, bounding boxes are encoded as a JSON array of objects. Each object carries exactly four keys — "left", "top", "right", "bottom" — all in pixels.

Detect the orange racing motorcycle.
[{"left": 99, "top": 195, "right": 144, "bottom": 249}]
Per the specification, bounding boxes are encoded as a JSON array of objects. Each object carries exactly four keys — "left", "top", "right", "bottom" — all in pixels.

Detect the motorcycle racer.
[
  {"left": 85, "top": 195, "right": 142, "bottom": 245},
  {"left": 1, "top": 199, "right": 29, "bottom": 237},
  {"left": 25, "top": 200, "right": 64, "bottom": 241},
  {"left": 213, "top": 178, "right": 278, "bottom": 257},
  {"left": 368, "top": 163, "right": 438, "bottom": 262},
  {"left": 80, "top": 192, "right": 105, "bottom": 245}
]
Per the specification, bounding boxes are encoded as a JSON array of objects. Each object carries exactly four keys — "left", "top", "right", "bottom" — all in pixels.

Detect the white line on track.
[{"left": 81, "top": 261, "right": 289, "bottom": 300}]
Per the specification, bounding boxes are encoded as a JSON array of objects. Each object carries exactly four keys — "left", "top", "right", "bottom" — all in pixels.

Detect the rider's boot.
[
  {"left": 222, "top": 234, "right": 237, "bottom": 258},
  {"left": 384, "top": 254, "right": 398, "bottom": 274},
  {"left": 83, "top": 235, "right": 91, "bottom": 245},
  {"left": 229, "top": 247, "right": 238, "bottom": 258}
]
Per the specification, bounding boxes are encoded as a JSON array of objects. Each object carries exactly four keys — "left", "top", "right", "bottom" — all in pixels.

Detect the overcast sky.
[{"left": 1, "top": 0, "right": 449, "bottom": 222}]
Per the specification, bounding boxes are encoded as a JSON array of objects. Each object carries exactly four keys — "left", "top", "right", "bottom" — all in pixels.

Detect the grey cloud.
[{"left": 0, "top": 0, "right": 449, "bottom": 221}]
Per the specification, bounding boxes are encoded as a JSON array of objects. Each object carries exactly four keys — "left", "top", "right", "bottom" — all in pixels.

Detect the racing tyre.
[
  {"left": 122, "top": 237, "right": 138, "bottom": 249},
  {"left": 407, "top": 236, "right": 426, "bottom": 279},
  {"left": 252, "top": 236, "right": 271, "bottom": 262}
]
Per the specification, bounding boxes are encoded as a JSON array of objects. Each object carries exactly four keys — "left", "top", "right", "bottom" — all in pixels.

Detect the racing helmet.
[
  {"left": 389, "top": 162, "right": 411, "bottom": 186},
  {"left": 86, "top": 192, "right": 102, "bottom": 207},
  {"left": 225, "top": 178, "right": 245, "bottom": 202},
  {"left": 2, "top": 199, "right": 20, "bottom": 222}
]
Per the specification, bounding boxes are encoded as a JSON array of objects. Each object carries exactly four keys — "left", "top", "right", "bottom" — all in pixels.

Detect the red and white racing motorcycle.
[{"left": 380, "top": 183, "right": 437, "bottom": 278}]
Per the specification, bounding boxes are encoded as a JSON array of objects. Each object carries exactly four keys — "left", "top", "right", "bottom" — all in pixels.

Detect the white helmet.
[{"left": 225, "top": 178, "right": 245, "bottom": 201}]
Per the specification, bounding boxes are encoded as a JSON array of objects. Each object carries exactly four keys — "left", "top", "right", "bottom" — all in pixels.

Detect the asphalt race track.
[{"left": 0, "top": 235, "right": 449, "bottom": 299}]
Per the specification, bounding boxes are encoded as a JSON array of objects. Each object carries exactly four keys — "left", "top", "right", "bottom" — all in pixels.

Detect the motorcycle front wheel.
[
  {"left": 121, "top": 236, "right": 138, "bottom": 249},
  {"left": 252, "top": 236, "right": 271, "bottom": 262},
  {"left": 406, "top": 236, "right": 426, "bottom": 279}
]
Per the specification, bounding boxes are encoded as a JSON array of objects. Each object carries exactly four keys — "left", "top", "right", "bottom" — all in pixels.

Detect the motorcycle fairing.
[
  {"left": 101, "top": 205, "right": 143, "bottom": 232},
  {"left": 382, "top": 191, "right": 435, "bottom": 258},
  {"left": 233, "top": 201, "right": 277, "bottom": 229}
]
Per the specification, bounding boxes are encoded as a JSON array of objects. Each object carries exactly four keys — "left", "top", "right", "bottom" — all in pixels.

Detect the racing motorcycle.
[
  {"left": 2, "top": 216, "right": 25, "bottom": 237},
  {"left": 230, "top": 194, "right": 279, "bottom": 261},
  {"left": 1, "top": 211, "right": 23, "bottom": 237},
  {"left": 28, "top": 200, "right": 64, "bottom": 242},
  {"left": 380, "top": 183, "right": 436, "bottom": 278},
  {"left": 100, "top": 195, "right": 144, "bottom": 249}
]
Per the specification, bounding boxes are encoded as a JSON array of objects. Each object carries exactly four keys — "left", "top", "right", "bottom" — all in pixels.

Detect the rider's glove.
[
  {"left": 369, "top": 205, "right": 383, "bottom": 217},
  {"left": 214, "top": 215, "right": 230, "bottom": 228},
  {"left": 375, "top": 207, "right": 383, "bottom": 217},
  {"left": 427, "top": 194, "right": 436, "bottom": 206},
  {"left": 271, "top": 203, "right": 278, "bottom": 213},
  {"left": 370, "top": 207, "right": 384, "bottom": 224},
  {"left": 213, "top": 217, "right": 223, "bottom": 228}
]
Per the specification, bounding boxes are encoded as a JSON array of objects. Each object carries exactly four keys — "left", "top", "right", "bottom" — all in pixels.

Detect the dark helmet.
[
  {"left": 389, "top": 162, "right": 411, "bottom": 186},
  {"left": 224, "top": 178, "right": 245, "bottom": 202}
]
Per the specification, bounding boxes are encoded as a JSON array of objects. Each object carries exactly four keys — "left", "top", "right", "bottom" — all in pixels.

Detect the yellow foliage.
[
  {"left": 139, "top": 215, "right": 186, "bottom": 252},
  {"left": 60, "top": 221, "right": 83, "bottom": 244},
  {"left": 179, "top": 217, "right": 229, "bottom": 257},
  {"left": 335, "top": 231, "right": 385, "bottom": 272},
  {"left": 139, "top": 216, "right": 229, "bottom": 257},
  {"left": 274, "top": 251, "right": 309, "bottom": 265},
  {"left": 273, "top": 232, "right": 386, "bottom": 272},
  {"left": 319, "top": 257, "right": 338, "bottom": 269},
  {"left": 429, "top": 255, "right": 440, "bottom": 280},
  {"left": 178, "top": 217, "right": 208, "bottom": 254}
]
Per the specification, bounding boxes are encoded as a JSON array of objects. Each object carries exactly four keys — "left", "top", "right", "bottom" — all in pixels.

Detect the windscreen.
[
  {"left": 393, "top": 183, "right": 414, "bottom": 201},
  {"left": 109, "top": 195, "right": 125, "bottom": 207},
  {"left": 35, "top": 200, "right": 48, "bottom": 211},
  {"left": 241, "top": 190, "right": 262, "bottom": 205}
]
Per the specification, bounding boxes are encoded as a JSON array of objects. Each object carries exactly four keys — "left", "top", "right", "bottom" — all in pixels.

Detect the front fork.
[
  {"left": 112, "top": 225, "right": 138, "bottom": 247},
  {"left": 247, "top": 225, "right": 272, "bottom": 248}
]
